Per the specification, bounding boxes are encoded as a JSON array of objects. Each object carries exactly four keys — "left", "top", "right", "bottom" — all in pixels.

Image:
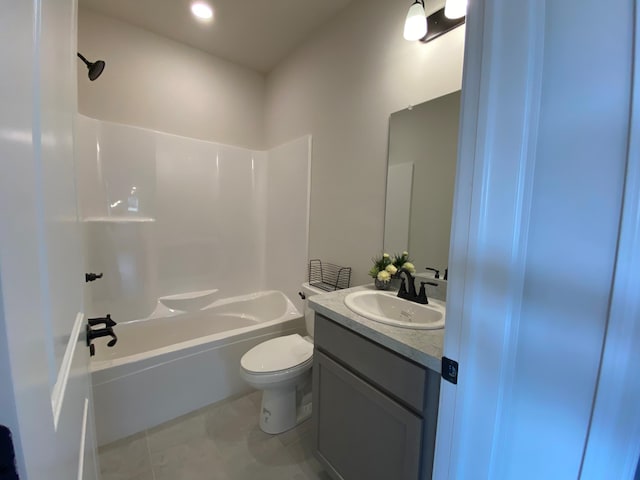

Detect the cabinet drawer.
[{"left": 314, "top": 314, "right": 427, "bottom": 412}]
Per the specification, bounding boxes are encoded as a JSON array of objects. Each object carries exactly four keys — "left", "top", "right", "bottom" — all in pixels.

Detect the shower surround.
[{"left": 75, "top": 115, "right": 311, "bottom": 322}]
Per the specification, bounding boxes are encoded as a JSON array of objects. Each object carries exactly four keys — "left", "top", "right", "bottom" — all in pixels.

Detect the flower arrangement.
[{"left": 369, "top": 251, "right": 416, "bottom": 282}]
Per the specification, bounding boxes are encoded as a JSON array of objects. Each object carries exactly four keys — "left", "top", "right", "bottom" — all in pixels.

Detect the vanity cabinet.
[{"left": 312, "top": 314, "right": 440, "bottom": 480}]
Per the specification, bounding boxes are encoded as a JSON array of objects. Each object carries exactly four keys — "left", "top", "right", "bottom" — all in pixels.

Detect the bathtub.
[{"left": 90, "top": 290, "right": 305, "bottom": 446}]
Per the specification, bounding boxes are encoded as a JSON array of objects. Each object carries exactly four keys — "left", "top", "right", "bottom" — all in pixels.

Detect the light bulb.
[
  {"left": 403, "top": 1, "right": 427, "bottom": 41},
  {"left": 191, "top": 2, "right": 213, "bottom": 20},
  {"left": 444, "top": 0, "right": 467, "bottom": 19}
]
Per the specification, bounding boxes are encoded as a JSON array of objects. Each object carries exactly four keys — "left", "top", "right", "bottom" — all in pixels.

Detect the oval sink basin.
[{"left": 344, "top": 291, "right": 445, "bottom": 330}]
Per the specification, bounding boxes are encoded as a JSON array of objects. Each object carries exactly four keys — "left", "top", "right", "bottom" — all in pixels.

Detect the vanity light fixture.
[
  {"left": 403, "top": 0, "right": 466, "bottom": 44},
  {"left": 191, "top": 2, "right": 213, "bottom": 21},
  {"left": 403, "top": 0, "right": 428, "bottom": 42},
  {"left": 444, "top": 0, "right": 467, "bottom": 19}
]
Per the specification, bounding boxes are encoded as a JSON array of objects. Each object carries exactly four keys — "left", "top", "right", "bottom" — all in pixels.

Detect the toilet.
[{"left": 240, "top": 282, "right": 322, "bottom": 434}]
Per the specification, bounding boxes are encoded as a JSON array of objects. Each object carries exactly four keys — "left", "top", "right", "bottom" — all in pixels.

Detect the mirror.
[{"left": 384, "top": 90, "right": 461, "bottom": 279}]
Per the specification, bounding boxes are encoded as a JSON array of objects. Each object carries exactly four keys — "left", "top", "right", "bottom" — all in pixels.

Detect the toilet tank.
[{"left": 300, "top": 283, "right": 325, "bottom": 338}]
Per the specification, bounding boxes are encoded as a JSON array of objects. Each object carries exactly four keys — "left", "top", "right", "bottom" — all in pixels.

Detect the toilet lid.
[{"left": 241, "top": 334, "right": 313, "bottom": 373}]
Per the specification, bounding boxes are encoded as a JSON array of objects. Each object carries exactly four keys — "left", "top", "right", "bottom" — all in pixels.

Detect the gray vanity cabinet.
[{"left": 312, "top": 314, "right": 440, "bottom": 480}]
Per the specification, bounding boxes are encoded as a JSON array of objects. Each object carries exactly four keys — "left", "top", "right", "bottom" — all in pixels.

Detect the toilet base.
[
  {"left": 258, "top": 373, "right": 312, "bottom": 435},
  {"left": 259, "top": 387, "right": 297, "bottom": 434}
]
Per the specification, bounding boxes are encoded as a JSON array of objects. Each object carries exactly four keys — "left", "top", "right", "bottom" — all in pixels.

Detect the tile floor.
[{"left": 98, "top": 391, "right": 331, "bottom": 480}]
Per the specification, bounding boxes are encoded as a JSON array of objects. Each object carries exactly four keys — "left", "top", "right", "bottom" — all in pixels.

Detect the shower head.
[{"left": 77, "top": 52, "right": 105, "bottom": 81}]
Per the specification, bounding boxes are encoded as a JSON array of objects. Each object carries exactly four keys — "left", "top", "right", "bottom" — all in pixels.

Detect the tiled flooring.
[{"left": 98, "top": 391, "right": 331, "bottom": 480}]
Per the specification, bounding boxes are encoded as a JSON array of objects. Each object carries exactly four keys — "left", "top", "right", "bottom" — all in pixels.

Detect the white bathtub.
[{"left": 90, "top": 290, "right": 305, "bottom": 446}]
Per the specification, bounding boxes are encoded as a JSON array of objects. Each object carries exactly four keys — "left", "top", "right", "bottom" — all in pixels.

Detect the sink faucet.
[
  {"left": 398, "top": 268, "right": 438, "bottom": 305},
  {"left": 397, "top": 268, "right": 418, "bottom": 301}
]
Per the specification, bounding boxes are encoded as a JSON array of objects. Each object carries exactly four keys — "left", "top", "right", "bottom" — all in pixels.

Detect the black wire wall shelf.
[{"left": 308, "top": 259, "right": 351, "bottom": 292}]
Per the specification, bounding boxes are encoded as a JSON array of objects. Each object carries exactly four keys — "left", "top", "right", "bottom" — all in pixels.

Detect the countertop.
[{"left": 309, "top": 284, "right": 444, "bottom": 373}]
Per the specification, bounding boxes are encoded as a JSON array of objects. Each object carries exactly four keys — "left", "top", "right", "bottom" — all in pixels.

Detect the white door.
[
  {"left": 0, "top": 1, "right": 99, "bottom": 479},
  {"left": 433, "top": 0, "right": 640, "bottom": 478}
]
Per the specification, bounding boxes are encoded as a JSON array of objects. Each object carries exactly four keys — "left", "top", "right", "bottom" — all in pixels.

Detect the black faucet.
[
  {"left": 425, "top": 267, "right": 440, "bottom": 279},
  {"left": 398, "top": 268, "right": 439, "bottom": 305},
  {"left": 86, "top": 314, "right": 118, "bottom": 356},
  {"left": 397, "top": 268, "right": 419, "bottom": 302}
]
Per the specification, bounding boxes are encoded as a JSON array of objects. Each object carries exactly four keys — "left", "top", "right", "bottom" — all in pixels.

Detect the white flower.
[
  {"left": 383, "top": 253, "right": 390, "bottom": 258},
  {"left": 402, "top": 262, "right": 416, "bottom": 274},
  {"left": 385, "top": 264, "right": 397, "bottom": 275},
  {"left": 403, "top": 251, "right": 409, "bottom": 256},
  {"left": 377, "top": 270, "right": 391, "bottom": 281}
]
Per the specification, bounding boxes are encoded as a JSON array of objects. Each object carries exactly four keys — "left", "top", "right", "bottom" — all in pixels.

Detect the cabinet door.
[{"left": 313, "top": 351, "right": 423, "bottom": 480}]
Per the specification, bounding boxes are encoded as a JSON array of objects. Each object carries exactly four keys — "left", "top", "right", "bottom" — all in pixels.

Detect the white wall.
[
  {"left": 265, "top": 0, "right": 464, "bottom": 285},
  {"left": 78, "top": 8, "right": 266, "bottom": 149}
]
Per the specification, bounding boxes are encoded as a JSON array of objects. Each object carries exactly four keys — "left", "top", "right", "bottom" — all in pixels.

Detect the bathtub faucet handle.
[
  {"left": 88, "top": 314, "right": 117, "bottom": 329},
  {"left": 85, "top": 272, "right": 103, "bottom": 282}
]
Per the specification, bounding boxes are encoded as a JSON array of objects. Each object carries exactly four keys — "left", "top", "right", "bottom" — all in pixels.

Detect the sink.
[{"left": 344, "top": 291, "right": 445, "bottom": 330}]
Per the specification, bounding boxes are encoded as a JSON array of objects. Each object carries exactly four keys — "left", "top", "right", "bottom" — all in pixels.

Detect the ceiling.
[{"left": 80, "top": 0, "right": 355, "bottom": 73}]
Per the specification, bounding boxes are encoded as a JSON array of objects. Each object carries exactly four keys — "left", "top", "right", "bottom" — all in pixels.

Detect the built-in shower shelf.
[{"left": 84, "top": 216, "right": 156, "bottom": 223}]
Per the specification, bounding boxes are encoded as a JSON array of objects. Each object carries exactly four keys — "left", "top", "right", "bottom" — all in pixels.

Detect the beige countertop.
[{"left": 309, "top": 284, "right": 445, "bottom": 372}]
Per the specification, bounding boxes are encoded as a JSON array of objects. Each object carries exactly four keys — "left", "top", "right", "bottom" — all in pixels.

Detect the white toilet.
[{"left": 240, "top": 282, "right": 322, "bottom": 434}]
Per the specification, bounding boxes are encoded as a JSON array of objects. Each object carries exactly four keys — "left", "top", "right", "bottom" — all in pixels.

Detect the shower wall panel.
[
  {"left": 155, "top": 134, "right": 266, "bottom": 298},
  {"left": 76, "top": 115, "right": 308, "bottom": 320},
  {"left": 264, "top": 136, "right": 311, "bottom": 312}
]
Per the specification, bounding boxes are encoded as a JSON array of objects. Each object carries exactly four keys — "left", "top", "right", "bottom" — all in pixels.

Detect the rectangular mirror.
[{"left": 384, "top": 90, "right": 461, "bottom": 279}]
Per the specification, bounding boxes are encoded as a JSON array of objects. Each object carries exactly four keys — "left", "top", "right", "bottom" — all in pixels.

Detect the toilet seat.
[{"left": 241, "top": 334, "right": 313, "bottom": 374}]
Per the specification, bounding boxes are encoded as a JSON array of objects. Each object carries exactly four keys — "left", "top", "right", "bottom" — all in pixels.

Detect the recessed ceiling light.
[{"left": 191, "top": 2, "right": 213, "bottom": 21}]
